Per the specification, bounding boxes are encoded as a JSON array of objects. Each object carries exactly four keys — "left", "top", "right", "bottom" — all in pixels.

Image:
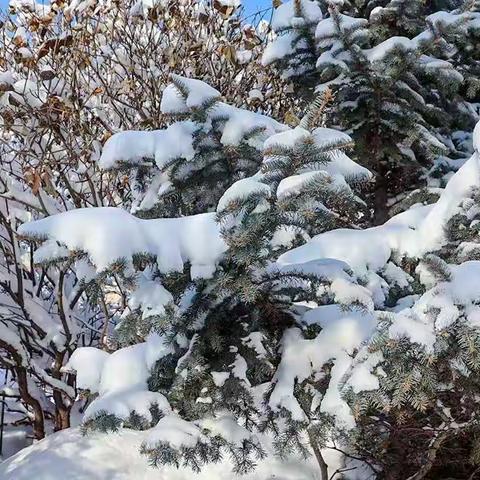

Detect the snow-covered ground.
[
  {"left": 0, "top": 427, "right": 348, "bottom": 480},
  {"left": 0, "top": 427, "right": 31, "bottom": 461}
]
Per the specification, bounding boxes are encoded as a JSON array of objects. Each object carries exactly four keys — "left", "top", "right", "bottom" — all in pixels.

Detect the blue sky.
[
  {"left": 0, "top": 0, "right": 270, "bottom": 12},
  {"left": 244, "top": 0, "right": 270, "bottom": 14}
]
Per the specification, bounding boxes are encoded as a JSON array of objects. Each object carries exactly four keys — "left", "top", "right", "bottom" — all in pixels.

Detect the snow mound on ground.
[{"left": 0, "top": 427, "right": 343, "bottom": 480}]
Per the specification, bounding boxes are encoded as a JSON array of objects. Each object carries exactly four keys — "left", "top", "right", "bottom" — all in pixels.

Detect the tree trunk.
[
  {"left": 365, "top": 123, "right": 389, "bottom": 226},
  {"left": 0, "top": 340, "right": 46, "bottom": 440},
  {"left": 15, "top": 367, "right": 45, "bottom": 440},
  {"left": 54, "top": 405, "right": 71, "bottom": 431},
  {"left": 373, "top": 171, "right": 389, "bottom": 226},
  {"left": 308, "top": 429, "right": 329, "bottom": 480},
  {"left": 52, "top": 351, "right": 72, "bottom": 431}
]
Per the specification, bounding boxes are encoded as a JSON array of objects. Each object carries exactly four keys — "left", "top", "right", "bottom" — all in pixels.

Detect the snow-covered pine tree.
[
  {"left": 335, "top": 121, "right": 480, "bottom": 478},
  {"left": 0, "top": 0, "right": 292, "bottom": 447},
  {"left": 435, "top": 6, "right": 480, "bottom": 154},
  {"left": 264, "top": 0, "right": 478, "bottom": 224},
  {"left": 262, "top": 0, "right": 323, "bottom": 99},
  {"left": 163, "top": 110, "right": 372, "bottom": 473},
  {"left": 246, "top": 119, "right": 480, "bottom": 478},
  {"left": 18, "top": 78, "right": 372, "bottom": 476},
  {"left": 98, "top": 75, "right": 284, "bottom": 218}
]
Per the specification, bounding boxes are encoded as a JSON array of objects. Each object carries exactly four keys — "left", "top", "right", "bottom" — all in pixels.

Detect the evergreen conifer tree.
[
  {"left": 4, "top": 2, "right": 480, "bottom": 479},
  {"left": 337, "top": 123, "right": 480, "bottom": 479},
  {"left": 264, "top": 0, "right": 479, "bottom": 223},
  {"left": 262, "top": 0, "right": 322, "bottom": 98},
  {"left": 99, "top": 75, "right": 285, "bottom": 218},
  {"left": 19, "top": 77, "right": 371, "bottom": 477}
]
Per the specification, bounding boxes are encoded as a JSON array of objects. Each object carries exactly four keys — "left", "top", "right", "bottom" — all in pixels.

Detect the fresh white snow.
[
  {"left": 18, "top": 207, "right": 226, "bottom": 279},
  {"left": 0, "top": 427, "right": 344, "bottom": 480}
]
